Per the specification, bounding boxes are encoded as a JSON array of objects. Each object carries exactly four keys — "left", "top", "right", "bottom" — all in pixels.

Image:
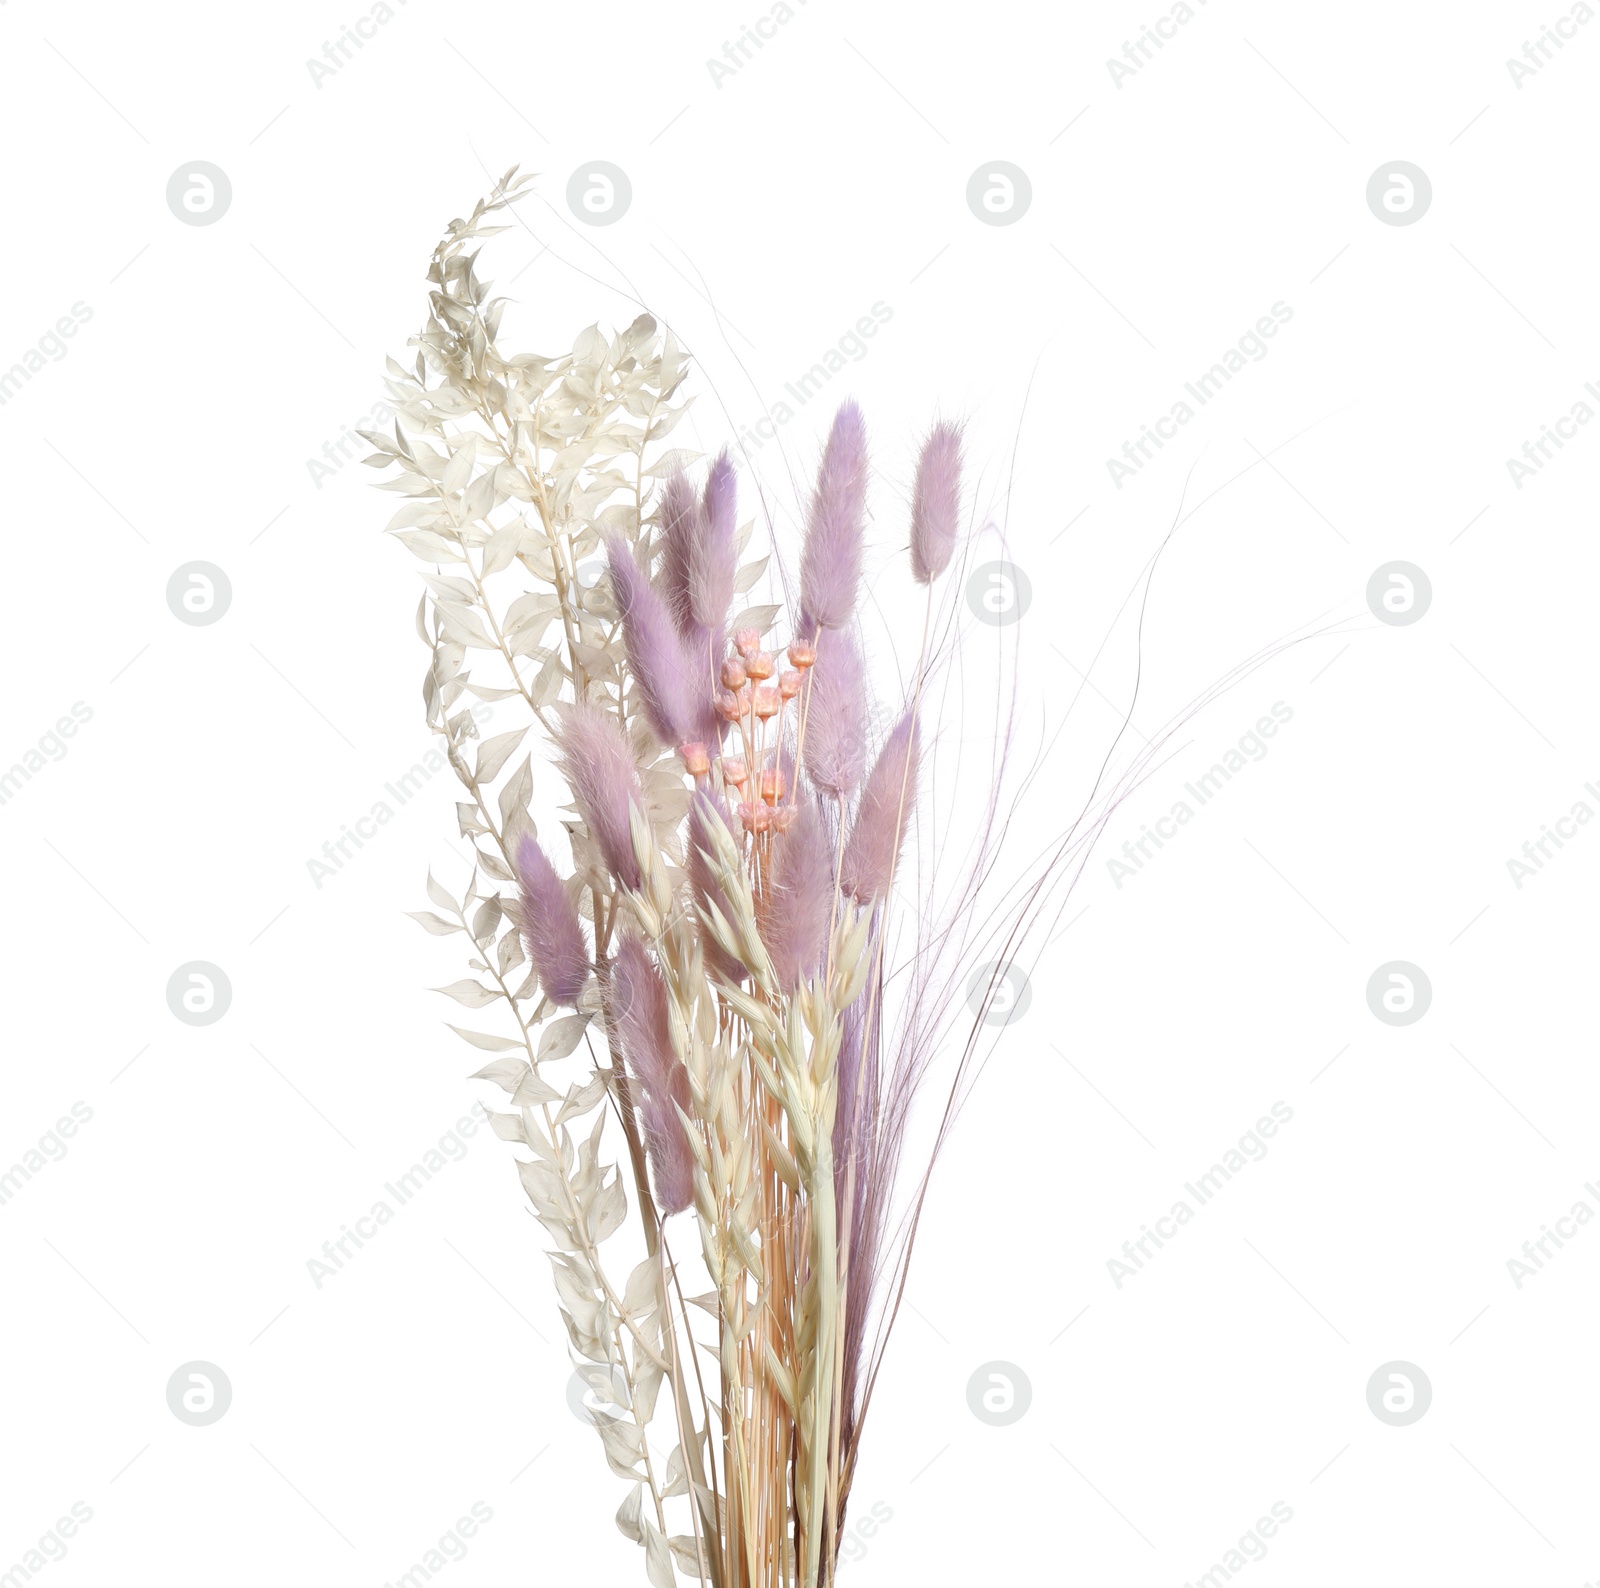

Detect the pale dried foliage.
[{"left": 370, "top": 169, "right": 1066, "bottom": 1588}]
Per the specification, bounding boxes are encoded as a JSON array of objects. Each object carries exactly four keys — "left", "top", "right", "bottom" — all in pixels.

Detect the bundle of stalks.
[{"left": 369, "top": 169, "right": 1172, "bottom": 1588}]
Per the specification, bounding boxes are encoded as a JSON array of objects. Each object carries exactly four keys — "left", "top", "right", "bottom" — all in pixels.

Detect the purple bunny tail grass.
[
  {"left": 688, "top": 789, "right": 747, "bottom": 986},
  {"left": 681, "top": 621, "right": 724, "bottom": 747},
  {"left": 839, "top": 711, "right": 920, "bottom": 902},
  {"left": 656, "top": 468, "right": 699, "bottom": 634},
  {"left": 909, "top": 420, "right": 963, "bottom": 585},
  {"left": 513, "top": 834, "right": 589, "bottom": 1007},
  {"left": 640, "top": 1055, "right": 693, "bottom": 1215},
  {"left": 801, "top": 627, "right": 867, "bottom": 798},
  {"left": 832, "top": 962, "right": 880, "bottom": 1216},
  {"left": 606, "top": 535, "right": 705, "bottom": 751},
  {"left": 760, "top": 797, "right": 834, "bottom": 992},
  {"left": 835, "top": 959, "right": 883, "bottom": 1450},
  {"left": 610, "top": 933, "right": 693, "bottom": 1215},
  {"left": 692, "top": 449, "right": 737, "bottom": 633},
  {"left": 799, "top": 400, "right": 869, "bottom": 630},
  {"left": 555, "top": 702, "right": 645, "bottom": 891}
]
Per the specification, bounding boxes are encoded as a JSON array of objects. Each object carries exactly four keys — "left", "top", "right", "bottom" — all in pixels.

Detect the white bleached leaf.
[
  {"left": 488, "top": 1111, "right": 528, "bottom": 1143},
  {"left": 406, "top": 910, "right": 462, "bottom": 936},
  {"left": 480, "top": 517, "right": 523, "bottom": 576},
  {"left": 442, "top": 434, "right": 478, "bottom": 493},
  {"left": 728, "top": 603, "right": 781, "bottom": 636},
  {"left": 432, "top": 979, "right": 499, "bottom": 1008},
  {"left": 595, "top": 1414, "right": 647, "bottom": 1479},
  {"left": 556, "top": 1069, "right": 609, "bottom": 1123},
  {"left": 469, "top": 1055, "right": 530, "bottom": 1093},
  {"left": 447, "top": 1024, "right": 524, "bottom": 1052},
  {"left": 732, "top": 555, "right": 768, "bottom": 595},
  {"left": 615, "top": 1484, "right": 644, "bottom": 1545},
  {"left": 538, "top": 1013, "right": 592, "bottom": 1064},
  {"left": 511, "top": 1067, "right": 562, "bottom": 1107},
  {"left": 642, "top": 1521, "right": 675, "bottom": 1588},
  {"left": 476, "top": 728, "right": 528, "bottom": 784}
]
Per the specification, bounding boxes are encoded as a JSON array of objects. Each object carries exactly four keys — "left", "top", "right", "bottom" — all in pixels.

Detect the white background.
[{"left": 2, "top": 1, "right": 1597, "bottom": 1584}]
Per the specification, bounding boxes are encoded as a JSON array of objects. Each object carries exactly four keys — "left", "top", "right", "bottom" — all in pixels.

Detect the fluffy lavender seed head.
[
  {"left": 555, "top": 702, "right": 645, "bottom": 890},
  {"left": 910, "top": 420, "right": 963, "bottom": 585},
  {"left": 840, "top": 711, "right": 920, "bottom": 902},
  {"left": 799, "top": 400, "right": 869, "bottom": 630},
  {"left": 692, "top": 449, "right": 738, "bottom": 632},
  {"left": 688, "top": 789, "right": 747, "bottom": 987},
  {"left": 606, "top": 535, "right": 705, "bottom": 750},
  {"left": 656, "top": 469, "right": 698, "bottom": 634},
  {"left": 513, "top": 834, "right": 589, "bottom": 1007},
  {"left": 833, "top": 970, "right": 880, "bottom": 1214},
  {"left": 761, "top": 797, "right": 834, "bottom": 992},
  {"left": 610, "top": 933, "right": 692, "bottom": 1215},
  {"left": 641, "top": 1058, "right": 693, "bottom": 1215},
  {"left": 801, "top": 627, "right": 867, "bottom": 798}
]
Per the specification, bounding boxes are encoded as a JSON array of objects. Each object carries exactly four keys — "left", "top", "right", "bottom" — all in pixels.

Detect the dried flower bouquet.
[{"left": 370, "top": 170, "right": 1104, "bottom": 1588}]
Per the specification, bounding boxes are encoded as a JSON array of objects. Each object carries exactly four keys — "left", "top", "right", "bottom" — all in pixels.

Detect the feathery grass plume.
[
  {"left": 799, "top": 399, "right": 869, "bottom": 630},
  {"left": 800, "top": 626, "right": 867, "bottom": 798},
  {"left": 840, "top": 711, "right": 921, "bottom": 901},
  {"left": 554, "top": 701, "right": 645, "bottom": 890},
  {"left": 693, "top": 448, "right": 738, "bottom": 632},
  {"left": 605, "top": 533, "right": 705, "bottom": 751},
  {"left": 513, "top": 834, "right": 588, "bottom": 1007},
  {"left": 909, "top": 420, "right": 963, "bottom": 584},
  {"left": 833, "top": 960, "right": 882, "bottom": 1452},
  {"left": 610, "top": 933, "right": 693, "bottom": 1214},
  {"left": 688, "top": 787, "right": 747, "bottom": 986},
  {"left": 656, "top": 466, "right": 699, "bottom": 634},
  {"left": 378, "top": 171, "right": 1306, "bottom": 1588},
  {"left": 759, "top": 796, "right": 834, "bottom": 991}
]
